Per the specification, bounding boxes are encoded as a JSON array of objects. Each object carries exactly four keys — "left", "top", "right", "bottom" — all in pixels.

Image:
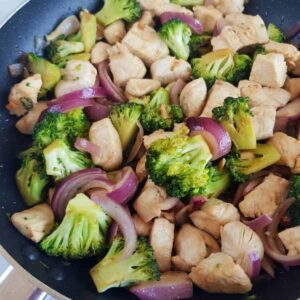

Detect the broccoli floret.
[
  {"left": 140, "top": 88, "right": 184, "bottom": 134},
  {"left": 268, "top": 23, "right": 285, "bottom": 43},
  {"left": 253, "top": 45, "right": 267, "bottom": 60},
  {"left": 80, "top": 10, "right": 97, "bottom": 52},
  {"left": 110, "top": 103, "right": 143, "bottom": 150},
  {"left": 159, "top": 19, "right": 192, "bottom": 60},
  {"left": 287, "top": 175, "right": 300, "bottom": 226},
  {"left": 27, "top": 53, "right": 61, "bottom": 97},
  {"left": 90, "top": 236, "right": 160, "bottom": 293},
  {"left": 40, "top": 193, "right": 111, "bottom": 259},
  {"left": 55, "top": 52, "right": 91, "bottom": 68},
  {"left": 43, "top": 139, "right": 93, "bottom": 180},
  {"left": 170, "top": 0, "right": 204, "bottom": 6},
  {"left": 191, "top": 49, "right": 252, "bottom": 88},
  {"left": 33, "top": 109, "right": 90, "bottom": 149},
  {"left": 212, "top": 97, "right": 256, "bottom": 150},
  {"left": 96, "top": 0, "right": 141, "bottom": 26},
  {"left": 146, "top": 126, "right": 212, "bottom": 197},
  {"left": 189, "top": 32, "right": 212, "bottom": 58},
  {"left": 198, "top": 166, "right": 231, "bottom": 198},
  {"left": 226, "top": 144, "right": 281, "bottom": 182},
  {"left": 45, "top": 40, "right": 85, "bottom": 65},
  {"left": 16, "top": 148, "right": 49, "bottom": 206}
]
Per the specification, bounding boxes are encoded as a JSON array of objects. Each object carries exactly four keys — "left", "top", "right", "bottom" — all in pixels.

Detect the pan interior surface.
[{"left": 0, "top": 0, "right": 299, "bottom": 299}]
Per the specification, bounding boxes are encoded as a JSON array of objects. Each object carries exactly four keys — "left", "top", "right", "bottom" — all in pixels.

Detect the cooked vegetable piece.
[
  {"left": 139, "top": 88, "right": 184, "bottom": 134},
  {"left": 96, "top": 0, "right": 141, "bottom": 26},
  {"left": 33, "top": 109, "right": 90, "bottom": 149},
  {"left": 159, "top": 19, "right": 191, "bottom": 60},
  {"left": 212, "top": 97, "right": 256, "bottom": 150},
  {"left": 103, "top": 20, "right": 126, "bottom": 45},
  {"left": 267, "top": 23, "right": 285, "bottom": 43},
  {"left": 16, "top": 148, "right": 49, "bottom": 206},
  {"left": 40, "top": 193, "right": 111, "bottom": 259},
  {"left": 43, "top": 139, "right": 93, "bottom": 180},
  {"left": 53, "top": 52, "right": 91, "bottom": 68},
  {"left": 90, "top": 236, "right": 160, "bottom": 292},
  {"left": 170, "top": 0, "right": 203, "bottom": 6},
  {"left": 226, "top": 144, "right": 281, "bottom": 183},
  {"left": 27, "top": 53, "right": 61, "bottom": 97},
  {"left": 288, "top": 175, "right": 300, "bottom": 226},
  {"left": 189, "top": 32, "right": 212, "bottom": 58},
  {"left": 146, "top": 125, "right": 212, "bottom": 197},
  {"left": 109, "top": 103, "right": 143, "bottom": 150},
  {"left": 80, "top": 10, "right": 97, "bottom": 52}
]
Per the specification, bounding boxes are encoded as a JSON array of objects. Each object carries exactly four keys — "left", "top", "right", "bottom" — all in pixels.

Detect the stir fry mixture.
[{"left": 6, "top": 0, "right": 300, "bottom": 298}]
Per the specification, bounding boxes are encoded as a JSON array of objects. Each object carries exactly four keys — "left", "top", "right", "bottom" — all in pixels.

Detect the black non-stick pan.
[{"left": 0, "top": 0, "right": 300, "bottom": 299}]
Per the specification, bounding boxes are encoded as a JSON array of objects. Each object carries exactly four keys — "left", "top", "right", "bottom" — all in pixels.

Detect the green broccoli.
[
  {"left": 27, "top": 53, "right": 61, "bottom": 97},
  {"left": 253, "top": 45, "right": 267, "bottom": 60},
  {"left": 80, "top": 10, "right": 97, "bottom": 52},
  {"left": 33, "top": 109, "right": 90, "bottom": 149},
  {"left": 90, "top": 236, "right": 160, "bottom": 293},
  {"left": 146, "top": 126, "right": 212, "bottom": 197},
  {"left": 159, "top": 19, "right": 192, "bottom": 60},
  {"left": 226, "top": 144, "right": 281, "bottom": 182},
  {"left": 189, "top": 32, "right": 212, "bottom": 59},
  {"left": 268, "top": 23, "right": 285, "bottom": 43},
  {"left": 40, "top": 193, "right": 111, "bottom": 259},
  {"left": 139, "top": 88, "right": 184, "bottom": 134},
  {"left": 191, "top": 49, "right": 252, "bottom": 88},
  {"left": 212, "top": 97, "right": 256, "bottom": 150},
  {"left": 170, "top": 0, "right": 204, "bottom": 6},
  {"left": 96, "top": 0, "right": 141, "bottom": 26},
  {"left": 287, "top": 175, "right": 300, "bottom": 226},
  {"left": 45, "top": 40, "right": 85, "bottom": 65},
  {"left": 54, "top": 52, "right": 91, "bottom": 68},
  {"left": 43, "top": 139, "right": 93, "bottom": 180},
  {"left": 16, "top": 148, "right": 49, "bottom": 206},
  {"left": 199, "top": 166, "right": 231, "bottom": 198},
  {"left": 110, "top": 103, "right": 143, "bottom": 151}
]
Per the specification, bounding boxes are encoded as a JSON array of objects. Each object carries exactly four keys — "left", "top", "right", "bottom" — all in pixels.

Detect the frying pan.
[{"left": 0, "top": 0, "right": 299, "bottom": 299}]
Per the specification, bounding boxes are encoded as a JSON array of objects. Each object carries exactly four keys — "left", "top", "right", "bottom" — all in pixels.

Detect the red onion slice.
[
  {"left": 242, "top": 214, "right": 272, "bottom": 231},
  {"left": 160, "top": 12, "right": 204, "bottom": 34},
  {"left": 129, "top": 272, "right": 193, "bottom": 300},
  {"left": 74, "top": 138, "right": 102, "bottom": 157},
  {"left": 107, "top": 167, "right": 139, "bottom": 204},
  {"left": 91, "top": 190, "right": 137, "bottom": 261},
  {"left": 98, "top": 61, "right": 126, "bottom": 103},
  {"left": 261, "top": 256, "right": 275, "bottom": 278},
  {"left": 107, "top": 221, "right": 119, "bottom": 245},
  {"left": 247, "top": 251, "right": 261, "bottom": 278},
  {"left": 84, "top": 101, "right": 111, "bottom": 121},
  {"left": 190, "top": 195, "right": 208, "bottom": 210},
  {"left": 48, "top": 98, "right": 97, "bottom": 113},
  {"left": 159, "top": 197, "right": 180, "bottom": 211},
  {"left": 213, "top": 18, "right": 227, "bottom": 36},
  {"left": 274, "top": 116, "right": 289, "bottom": 132},
  {"left": 186, "top": 117, "right": 232, "bottom": 160},
  {"left": 276, "top": 98, "right": 300, "bottom": 122},
  {"left": 8, "top": 63, "right": 24, "bottom": 78},
  {"left": 170, "top": 79, "right": 186, "bottom": 105}
]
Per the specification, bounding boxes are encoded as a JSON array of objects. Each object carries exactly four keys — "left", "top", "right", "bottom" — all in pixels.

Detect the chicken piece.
[
  {"left": 251, "top": 106, "right": 276, "bottom": 141},
  {"left": 151, "top": 56, "right": 191, "bottom": 85},
  {"left": 143, "top": 129, "right": 174, "bottom": 149},
  {"left": 215, "top": 0, "right": 245, "bottom": 15},
  {"left": 132, "top": 213, "right": 152, "bottom": 237},
  {"left": 189, "top": 198, "right": 240, "bottom": 239},
  {"left": 139, "top": 10, "right": 154, "bottom": 27},
  {"left": 89, "top": 118, "right": 123, "bottom": 170},
  {"left": 268, "top": 132, "right": 300, "bottom": 168},
  {"left": 284, "top": 77, "right": 300, "bottom": 101},
  {"left": 104, "top": 20, "right": 126, "bottom": 45},
  {"left": 238, "top": 80, "right": 290, "bottom": 108},
  {"left": 161, "top": 211, "right": 175, "bottom": 223},
  {"left": 264, "top": 41, "right": 300, "bottom": 70},
  {"left": 292, "top": 55, "right": 300, "bottom": 76},
  {"left": 174, "top": 224, "right": 206, "bottom": 270},
  {"left": 278, "top": 226, "right": 300, "bottom": 256},
  {"left": 150, "top": 217, "right": 175, "bottom": 272},
  {"left": 122, "top": 22, "right": 169, "bottom": 66},
  {"left": 172, "top": 255, "right": 191, "bottom": 272},
  {"left": 292, "top": 157, "right": 300, "bottom": 174},
  {"left": 125, "top": 79, "right": 161, "bottom": 98},
  {"left": 221, "top": 221, "right": 264, "bottom": 275},
  {"left": 239, "top": 173, "right": 289, "bottom": 218},
  {"left": 193, "top": 6, "right": 223, "bottom": 32},
  {"left": 11, "top": 204, "right": 54, "bottom": 243},
  {"left": 201, "top": 80, "right": 240, "bottom": 118},
  {"left": 55, "top": 60, "right": 97, "bottom": 97},
  {"left": 179, "top": 78, "right": 207, "bottom": 117},
  {"left": 91, "top": 41, "right": 110, "bottom": 64},
  {"left": 136, "top": 154, "right": 148, "bottom": 182},
  {"left": 108, "top": 43, "right": 146, "bottom": 87},
  {"left": 7, "top": 74, "right": 42, "bottom": 116},
  {"left": 211, "top": 14, "right": 268, "bottom": 52},
  {"left": 189, "top": 252, "right": 252, "bottom": 294},
  {"left": 197, "top": 229, "right": 220, "bottom": 255},
  {"left": 134, "top": 179, "right": 167, "bottom": 222},
  {"left": 15, "top": 101, "right": 47, "bottom": 135},
  {"left": 250, "top": 53, "right": 287, "bottom": 88}
]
